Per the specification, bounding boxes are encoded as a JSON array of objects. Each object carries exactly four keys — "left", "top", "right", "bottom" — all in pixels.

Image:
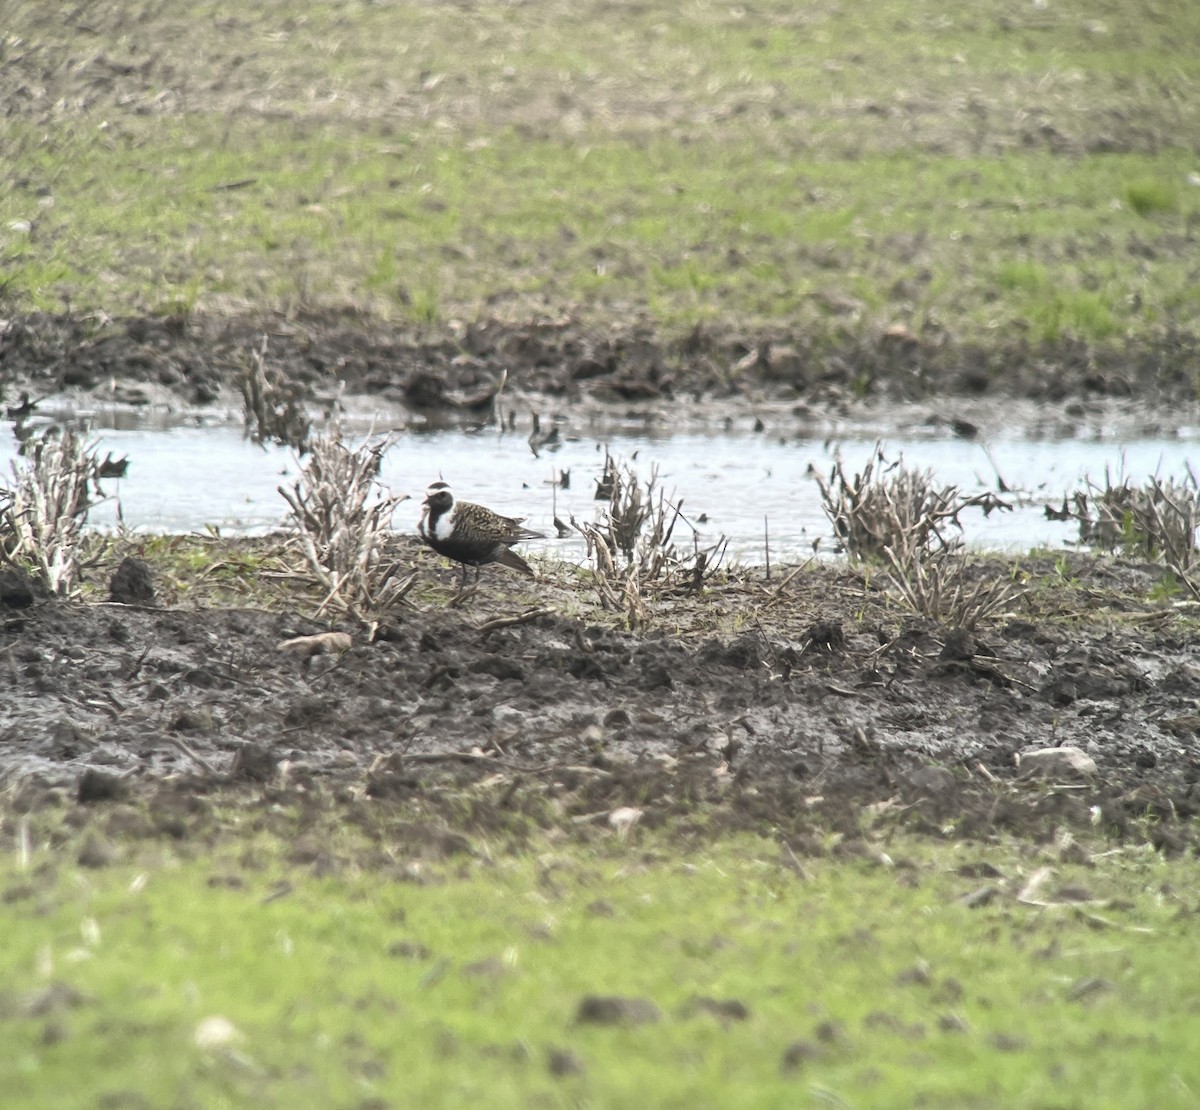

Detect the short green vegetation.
[
  {"left": 2, "top": 0, "right": 1199, "bottom": 344},
  {"left": 2, "top": 820, "right": 1198, "bottom": 1109}
]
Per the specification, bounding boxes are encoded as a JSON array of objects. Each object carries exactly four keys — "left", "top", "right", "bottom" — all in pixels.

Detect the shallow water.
[{"left": 2, "top": 408, "right": 1198, "bottom": 563}]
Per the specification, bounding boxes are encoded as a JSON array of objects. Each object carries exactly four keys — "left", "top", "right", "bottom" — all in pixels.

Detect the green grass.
[
  {"left": 3, "top": 820, "right": 1199, "bottom": 1108},
  {"left": 2, "top": 0, "right": 1199, "bottom": 343}
]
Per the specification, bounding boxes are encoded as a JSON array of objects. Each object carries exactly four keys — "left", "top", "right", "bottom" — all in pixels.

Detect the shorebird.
[
  {"left": 418, "top": 481, "right": 545, "bottom": 587},
  {"left": 5, "top": 392, "right": 38, "bottom": 421},
  {"left": 528, "top": 412, "right": 561, "bottom": 458}
]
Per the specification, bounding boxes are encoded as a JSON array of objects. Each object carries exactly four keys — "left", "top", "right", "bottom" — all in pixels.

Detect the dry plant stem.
[
  {"left": 884, "top": 546, "right": 1022, "bottom": 630},
  {"left": 478, "top": 607, "right": 556, "bottom": 634},
  {"left": 0, "top": 429, "right": 99, "bottom": 594},
  {"left": 240, "top": 335, "right": 312, "bottom": 452},
  {"left": 1070, "top": 471, "right": 1200, "bottom": 595},
  {"left": 817, "top": 442, "right": 1023, "bottom": 627},
  {"left": 278, "top": 429, "right": 409, "bottom": 621},
  {"left": 573, "top": 453, "right": 725, "bottom": 627},
  {"left": 816, "top": 443, "right": 1007, "bottom": 561}
]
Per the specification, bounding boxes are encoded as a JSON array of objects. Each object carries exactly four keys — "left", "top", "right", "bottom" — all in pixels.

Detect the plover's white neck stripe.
[{"left": 433, "top": 508, "right": 457, "bottom": 542}]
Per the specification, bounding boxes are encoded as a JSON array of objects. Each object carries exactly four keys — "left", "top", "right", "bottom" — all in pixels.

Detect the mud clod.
[
  {"left": 108, "top": 557, "right": 156, "bottom": 606},
  {"left": 575, "top": 996, "right": 662, "bottom": 1027},
  {"left": 547, "top": 1047, "right": 585, "bottom": 1077},
  {"left": 0, "top": 567, "right": 42, "bottom": 609},
  {"left": 76, "top": 769, "right": 128, "bottom": 804}
]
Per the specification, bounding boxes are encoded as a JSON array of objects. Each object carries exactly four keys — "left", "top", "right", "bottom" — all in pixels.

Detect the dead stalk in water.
[{"left": 240, "top": 334, "right": 313, "bottom": 452}]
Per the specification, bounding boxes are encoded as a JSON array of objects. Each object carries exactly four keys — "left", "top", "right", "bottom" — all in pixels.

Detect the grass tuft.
[{"left": 1124, "top": 178, "right": 1178, "bottom": 217}]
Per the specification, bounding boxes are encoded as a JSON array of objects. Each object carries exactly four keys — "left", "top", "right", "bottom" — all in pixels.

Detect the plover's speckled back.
[{"left": 418, "top": 481, "right": 545, "bottom": 586}]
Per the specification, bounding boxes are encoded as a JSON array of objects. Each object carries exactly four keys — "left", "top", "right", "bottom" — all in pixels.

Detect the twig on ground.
[{"left": 477, "top": 607, "right": 556, "bottom": 634}]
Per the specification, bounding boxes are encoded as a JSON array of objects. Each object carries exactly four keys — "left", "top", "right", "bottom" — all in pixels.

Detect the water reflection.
[{"left": 1, "top": 409, "right": 1197, "bottom": 562}]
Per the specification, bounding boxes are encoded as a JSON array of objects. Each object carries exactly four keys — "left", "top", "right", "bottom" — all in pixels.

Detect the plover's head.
[{"left": 423, "top": 481, "right": 455, "bottom": 514}]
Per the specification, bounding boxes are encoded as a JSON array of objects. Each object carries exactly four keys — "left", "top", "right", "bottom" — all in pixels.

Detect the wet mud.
[
  {"left": 2, "top": 309, "right": 1197, "bottom": 423},
  {"left": 3, "top": 546, "right": 1198, "bottom": 851}
]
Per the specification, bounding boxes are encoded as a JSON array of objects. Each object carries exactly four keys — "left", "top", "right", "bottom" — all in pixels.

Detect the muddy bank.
[
  {"left": 2, "top": 544, "right": 1198, "bottom": 851},
  {"left": 2, "top": 310, "right": 1197, "bottom": 423}
]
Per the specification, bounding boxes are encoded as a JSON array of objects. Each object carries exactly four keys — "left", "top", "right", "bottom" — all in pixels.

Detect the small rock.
[
  {"left": 575, "top": 995, "right": 661, "bottom": 1026},
  {"left": 1017, "top": 746, "right": 1097, "bottom": 780},
  {"left": 108, "top": 556, "right": 156, "bottom": 605},
  {"left": 194, "top": 1015, "right": 241, "bottom": 1048}
]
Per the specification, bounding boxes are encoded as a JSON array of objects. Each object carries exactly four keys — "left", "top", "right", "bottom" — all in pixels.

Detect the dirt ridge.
[{"left": 3, "top": 310, "right": 1197, "bottom": 416}]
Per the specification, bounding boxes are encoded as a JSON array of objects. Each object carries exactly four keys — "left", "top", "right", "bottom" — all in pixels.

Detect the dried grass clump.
[
  {"left": 1064, "top": 468, "right": 1200, "bottom": 594},
  {"left": 572, "top": 453, "right": 726, "bottom": 628},
  {"left": 278, "top": 429, "right": 413, "bottom": 621},
  {"left": 817, "top": 444, "right": 1022, "bottom": 629},
  {"left": 883, "top": 546, "right": 1023, "bottom": 629},
  {"left": 0, "top": 428, "right": 102, "bottom": 595},
  {"left": 816, "top": 444, "right": 1007, "bottom": 561},
  {"left": 240, "top": 336, "right": 312, "bottom": 452}
]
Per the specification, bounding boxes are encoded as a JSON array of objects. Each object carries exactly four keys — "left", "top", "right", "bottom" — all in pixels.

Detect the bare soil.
[{"left": 3, "top": 543, "right": 1199, "bottom": 853}]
